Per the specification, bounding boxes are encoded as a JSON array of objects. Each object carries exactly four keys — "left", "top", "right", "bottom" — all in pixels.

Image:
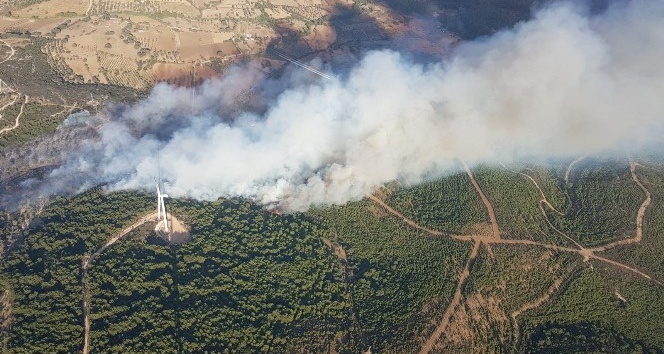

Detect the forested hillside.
[{"left": 1, "top": 157, "right": 664, "bottom": 353}]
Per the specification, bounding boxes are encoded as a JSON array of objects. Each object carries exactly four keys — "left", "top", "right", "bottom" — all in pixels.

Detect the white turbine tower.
[{"left": 155, "top": 179, "right": 169, "bottom": 232}]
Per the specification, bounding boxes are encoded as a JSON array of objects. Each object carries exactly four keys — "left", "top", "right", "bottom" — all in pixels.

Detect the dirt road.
[
  {"left": 0, "top": 95, "right": 18, "bottom": 113},
  {"left": 500, "top": 163, "right": 564, "bottom": 216},
  {"left": 0, "top": 95, "right": 19, "bottom": 123},
  {"left": 500, "top": 163, "right": 588, "bottom": 252},
  {"left": 0, "top": 39, "right": 15, "bottom": 65},
  {"left": 369, "top": 161, "right": 660, "bottom": 353},
  {"left": 418, "top": 240, "right": 481, "bottom": 354},
  {"left": 511, "top": 277, "right": 564, "bottom": 319},
  {"left": 0, "top": 95, "right": 27, "bottom": 135},
  {"left": 588, "top": 162, "right": 650, "bottom": 253},
  {"left": 418, "top": 163, "right": 498, "bottom": 353},
  {"left": 368, "top": 195, "right": 444, "bottom": 236},
  {"left": 370, "top": 163, "right": 657, "bottom": 284},
  {"left": 521, "top": 172, "right": 564, "bottom": 215},
  {"left": 509, "top": 272, "right": 568, "bottom": 348},
  {"left": 81, "top": 213, "right": 158, "bottom": 354},
  {"left": 462, "top": 161, "right": 500, "bottom": 239}
]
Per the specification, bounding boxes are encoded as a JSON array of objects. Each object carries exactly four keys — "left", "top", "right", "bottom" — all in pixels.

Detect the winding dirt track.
[
  {"left": 588, "top": 162, "right": 649, "bottom": 252},
  {"left": 0, "top": 95, "right": 18, "bottom": 113},
  {"left": 500, "top": 163, "right": 564, "bottom": 215},
  {"left": 0, "top": 39, "right": 15, "bottom": 65},
  {"left": 369, "top": 162, "right": 661, "bottom": 354},
  {"left": 521, "top": 171, "right": 564, "bottom": 216},
  {"left": 0, "top": 95, "right": 19, "bottom": 123},
  {"left": 536, "top": 201, "right": 586, "bottom": 252},
  {"left": 81, "top": 213, "right": 158, "bottom": 354},
  {"left": 509, "top": 273, "right": 568, "bottom": 349},
  {"left": 0, "top": 96, "right": 27, "bottom": 135},
  {"left": 49, "top": 102, "right": 77, "bottom": 118},
  {"left": 500, "top": 163, "right": 586, "bottom": 251},
  {"left": 511, "top": 276, "right": 564, "bottom": 320}
]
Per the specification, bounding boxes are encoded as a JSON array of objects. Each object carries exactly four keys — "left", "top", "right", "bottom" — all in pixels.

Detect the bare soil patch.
[
  {"left": 304, "top": 24, "right": 336, "bottom": 50},
  {"left": 322, "top": 237, "right": 347, "bottom": 262},
  {"left": 434, "top": 293, "right": 510, "bottom": 352},
  {"left": 0, "top": 18, "right": 70, "bottom": 34},
  {"left": 418, "top": 240, "right": 480, "bottom": 354},
  {"left": 155, "top": 213, "right": 191, "bottom": 245}
]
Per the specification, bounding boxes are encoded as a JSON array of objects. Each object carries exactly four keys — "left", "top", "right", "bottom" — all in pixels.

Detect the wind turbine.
[{"left": 155, "top": 179, "right": 169, "bottom": 232}]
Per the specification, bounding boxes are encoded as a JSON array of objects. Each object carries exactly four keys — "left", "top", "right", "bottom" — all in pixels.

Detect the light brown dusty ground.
[{"left": 155, "top": 212, "right": 191, "bottom": 245}]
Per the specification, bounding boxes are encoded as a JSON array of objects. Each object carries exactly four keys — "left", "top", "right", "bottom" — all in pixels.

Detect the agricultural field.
[
  {"left": 0, "top": 0, "right": 472, "bottom": 91},
  {"left": 0, "top": 0, "right": 455, "bottom": 149},
  {"left": 0, "top": 0, "right": 334, "bottom": 89},
  {"left": 0, "top": 0, "right": 531, "bottom": 151},
  {"left": 0, "top": 34, "right": 143, "bottom": 149}
]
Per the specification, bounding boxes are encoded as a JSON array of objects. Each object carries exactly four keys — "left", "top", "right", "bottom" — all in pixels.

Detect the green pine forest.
[{"left": 1, "top": 155, "right": 664, "bottom": 353}]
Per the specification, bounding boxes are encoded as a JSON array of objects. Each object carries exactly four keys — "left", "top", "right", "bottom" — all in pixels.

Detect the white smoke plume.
[{"left": 35, "top": 0, "right": 664, "bottom": 211}]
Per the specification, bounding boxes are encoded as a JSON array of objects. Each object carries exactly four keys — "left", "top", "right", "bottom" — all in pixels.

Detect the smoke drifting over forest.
[{"left": 12, "top": 0, "right": 664, "bottom": 211}]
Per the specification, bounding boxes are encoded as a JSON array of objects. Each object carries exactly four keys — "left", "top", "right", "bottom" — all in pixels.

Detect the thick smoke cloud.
[{"left": 35, "top": 1, "right": 664, "bottom": 210}]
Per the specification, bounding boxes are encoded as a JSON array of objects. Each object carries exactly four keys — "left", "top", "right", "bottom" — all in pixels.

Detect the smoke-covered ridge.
[{"left": 25, "top": 0, "right": 664, "bottom": 211}]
